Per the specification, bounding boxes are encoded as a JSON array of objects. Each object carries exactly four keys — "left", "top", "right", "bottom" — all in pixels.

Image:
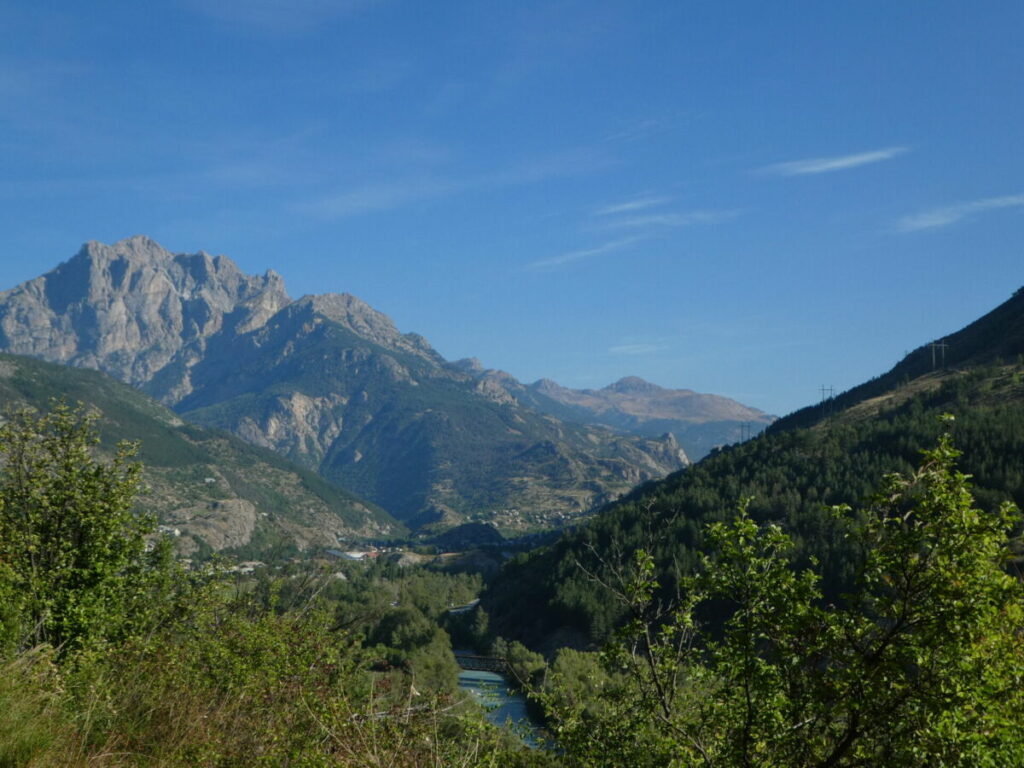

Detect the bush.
[
  {"left": 0, "top": 402, "right": 162, "bottom": 655},
  {"left": 544, "top": 430, "right": 1024, "bottom": 766}
]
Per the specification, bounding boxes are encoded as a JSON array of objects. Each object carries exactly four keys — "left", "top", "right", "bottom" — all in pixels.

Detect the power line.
[
  {"left": 819, "top": 385, "right": 835, "bottom": 418},
  {"left": 929, "top": 340, "right": 950, "bottom": 370}
]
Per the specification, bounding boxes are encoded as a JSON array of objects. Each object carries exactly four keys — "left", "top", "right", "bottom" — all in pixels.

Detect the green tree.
[
  {"left": 545, "top": 429, "right": 1024, "bottom": 766},
  {"left": 0, "top": 402, "right": 156, "bottom": 654}
]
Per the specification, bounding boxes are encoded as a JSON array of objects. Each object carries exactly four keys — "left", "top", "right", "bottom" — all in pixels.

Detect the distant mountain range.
[
  {"left": 0, "top": 237, "right": 784, "bottom": 534},
  {"left": 452, "top": 359, "right": 774, "bottom": 460}
]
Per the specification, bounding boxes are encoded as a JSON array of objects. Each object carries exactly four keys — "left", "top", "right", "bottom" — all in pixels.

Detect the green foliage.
[
  {"left": 0, "top": 402, "right": 536, "bottom": 766},
  {"left": 0, "top": 402, "right": 156, "bottom": 654},
  {"left": 487, "top": 375, "right": 1024, "bottom": 649},
  {"left": 542, "top": 432, "right": 1024, "bottom": 766},
  {"left": 22, "top": 587, "right": 524, "bottom": 767},
  {"left": 270, "top": 558, "right": 486, "bottom": 697},
  {"left": 542, "top": 648, "right": 614, "bottom": 718},
  {"left": 490, "top": 638, "right": 546, "bottom": 689},
  {"left": 0, "top": 648, "right": 77, "bottom": 767}
]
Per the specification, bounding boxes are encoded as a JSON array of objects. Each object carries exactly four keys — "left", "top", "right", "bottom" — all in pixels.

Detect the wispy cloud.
[
  {"left": 761, "top": 146, "right": 908, "bottom": 176},
  {"left": 300, "top": 150, "right": 609, "bottom": 219},
  {"left": 526, "top": 235, "right": 647, "bottom": 271},
  {"left": 603, "top": 118, "right": 665, "bottom": 144},
  {"left": 608, "top": 343, "right": 666, "bottom": 355},
  {"left": 530, "top": 191, "right": 734, "bottom": 272},
  {"left": 591, "top": 194, "right": 736, "bottom": 231},
  {"left": 593, "top": 196, "right": 672, "bottom": 217},
  {"left": 896, "top": 194, "right": 1024, "bottom": 232},
  {"left": 300, "top": 178, "right": 457, "bottom": 218},
  {"left": 599, "top": 210, "right": 738, "bottom": 230}
]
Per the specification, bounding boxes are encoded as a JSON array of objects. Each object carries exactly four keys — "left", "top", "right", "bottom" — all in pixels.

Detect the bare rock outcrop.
[
  {"left": 176, "top": 499, "right": 260, "bottom": 552},
  {"left": 0, "top": 237, "right": 697, "bottom": 533},
  {"left": 0, "top": 235, "right": 290, "bottom": 403},
  {"left": 285, "top": 294, "right": 444, "bottom": 365}
]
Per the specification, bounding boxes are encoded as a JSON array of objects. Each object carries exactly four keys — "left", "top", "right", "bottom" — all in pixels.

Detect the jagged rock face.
[
  {"left": 234, "top": 391, "right": 349, "bottom": 466},
  {"left": 175, "top": 499, "right": 260, "bottom": 553},
  {"left": 0, "top": 237, "right": 691, "bottom": 532},
  {"left": 296, "top": 294, "right": 444, "bottom": 365},
  {"left": 0, "top": 236, "right": 290, "bottom": 403},
  {"left": 175, "top": 307, "right": 689, "bottom": 527}
]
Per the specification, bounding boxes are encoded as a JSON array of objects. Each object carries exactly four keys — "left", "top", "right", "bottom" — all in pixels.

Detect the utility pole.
[
  {"left": 820, "top": 385, "right": 835, "bottom": 418},
  {"left": 929, "top": 340, "right": 950, "bottom": 370}
]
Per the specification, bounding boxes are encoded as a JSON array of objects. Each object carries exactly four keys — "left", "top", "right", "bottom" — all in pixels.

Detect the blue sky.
[{"left": 1, "top": 1, "right": 1022, "bottom": 416}]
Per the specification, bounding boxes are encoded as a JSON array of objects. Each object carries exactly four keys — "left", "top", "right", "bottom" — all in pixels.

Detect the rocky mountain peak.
[
  {"left": 0, "top": 237, "right": 696, "bottom": 535},
  {"left": 0, "top": 237, "right": 291, "bottom": 400},
  {"left": 84, "top": 234, "right": 167, "bottom": 259},
  {"left": 532, "top": 378, "right": 567, "bottom": 396},
  {"left": 604, "top": 376, "right": 665, "bottom": 395},
  {"left": 294, "top": 293, "right": 444, "bottom": 364},
  {"left": 298, "top": 293, "right": 390, "bottom": 329},
  {"left": 450, "top": 357, "right": 485, "bottom": 374}
]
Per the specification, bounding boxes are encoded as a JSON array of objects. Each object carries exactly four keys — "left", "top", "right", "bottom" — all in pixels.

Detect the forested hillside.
[
  {"left": 486, "top": 361, "right": 1024, "bottom": 651},
  {"left": 770, "top": 286, "right": 1024, "bottom": 434}
]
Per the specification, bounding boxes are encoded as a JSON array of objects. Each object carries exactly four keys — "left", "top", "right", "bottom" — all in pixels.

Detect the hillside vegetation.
[
  {"left": 487, "top": 358, "right": 1024, "bottom": 650},
  {"left": 0, "top": 405, "right": 550, "bottom": 766},
  {"left": 0, "top": 353, "right": 400, "bottom": 556},
  {"left": 4, "top": 400, "right": 1023, "bottom": 766}
]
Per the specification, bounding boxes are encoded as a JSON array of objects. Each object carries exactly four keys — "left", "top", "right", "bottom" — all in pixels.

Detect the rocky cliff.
[
  {"left": 0, "top": 236, "right": 290, "bottom": 404},
  {"left": 0, "top": 237, "right": 689, "bottom": 532}
]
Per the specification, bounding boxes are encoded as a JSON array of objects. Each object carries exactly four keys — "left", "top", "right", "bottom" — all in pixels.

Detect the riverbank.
[{"left": 457, "top": 668, "right": 543, "bottom": 748}]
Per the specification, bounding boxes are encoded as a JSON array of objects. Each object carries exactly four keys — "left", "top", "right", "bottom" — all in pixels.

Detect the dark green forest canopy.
[{"left": 485, "top": 363, "right": 1024, "bottom": 651}]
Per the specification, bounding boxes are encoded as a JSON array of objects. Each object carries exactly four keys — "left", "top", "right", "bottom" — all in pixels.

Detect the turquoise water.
[{"left": 457, "top": 669, "right": 542, "bottom": 748}]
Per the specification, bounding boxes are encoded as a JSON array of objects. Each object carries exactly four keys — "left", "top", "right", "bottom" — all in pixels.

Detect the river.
[{"left": 457, "top": 668, "right": 543, "bottom": 748}]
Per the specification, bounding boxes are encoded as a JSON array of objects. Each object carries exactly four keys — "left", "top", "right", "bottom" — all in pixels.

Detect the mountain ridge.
[
  {"left": 0, "top": 235, "right": 291, "bottom": 404},
  {"left": 0, "top": 237, "right": 699, "bottom": 531},
  {"left": 455, "top": 367, "right": 774, "bottom": 460},
  {"left": 769, "top": 285, "right": 1024, "bottom": 435}
]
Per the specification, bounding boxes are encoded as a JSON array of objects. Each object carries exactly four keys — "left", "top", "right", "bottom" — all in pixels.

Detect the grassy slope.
[{"left": 0, "top": 353, "right": 403, "bottom": 554}]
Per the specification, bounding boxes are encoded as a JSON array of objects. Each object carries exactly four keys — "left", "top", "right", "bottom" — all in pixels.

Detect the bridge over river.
[
  {"left": 454, "top": 653, "right": 510, "bottom": 674},
  {"left": 456, "top": 656, "right": 542, "bottom": 748}
]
